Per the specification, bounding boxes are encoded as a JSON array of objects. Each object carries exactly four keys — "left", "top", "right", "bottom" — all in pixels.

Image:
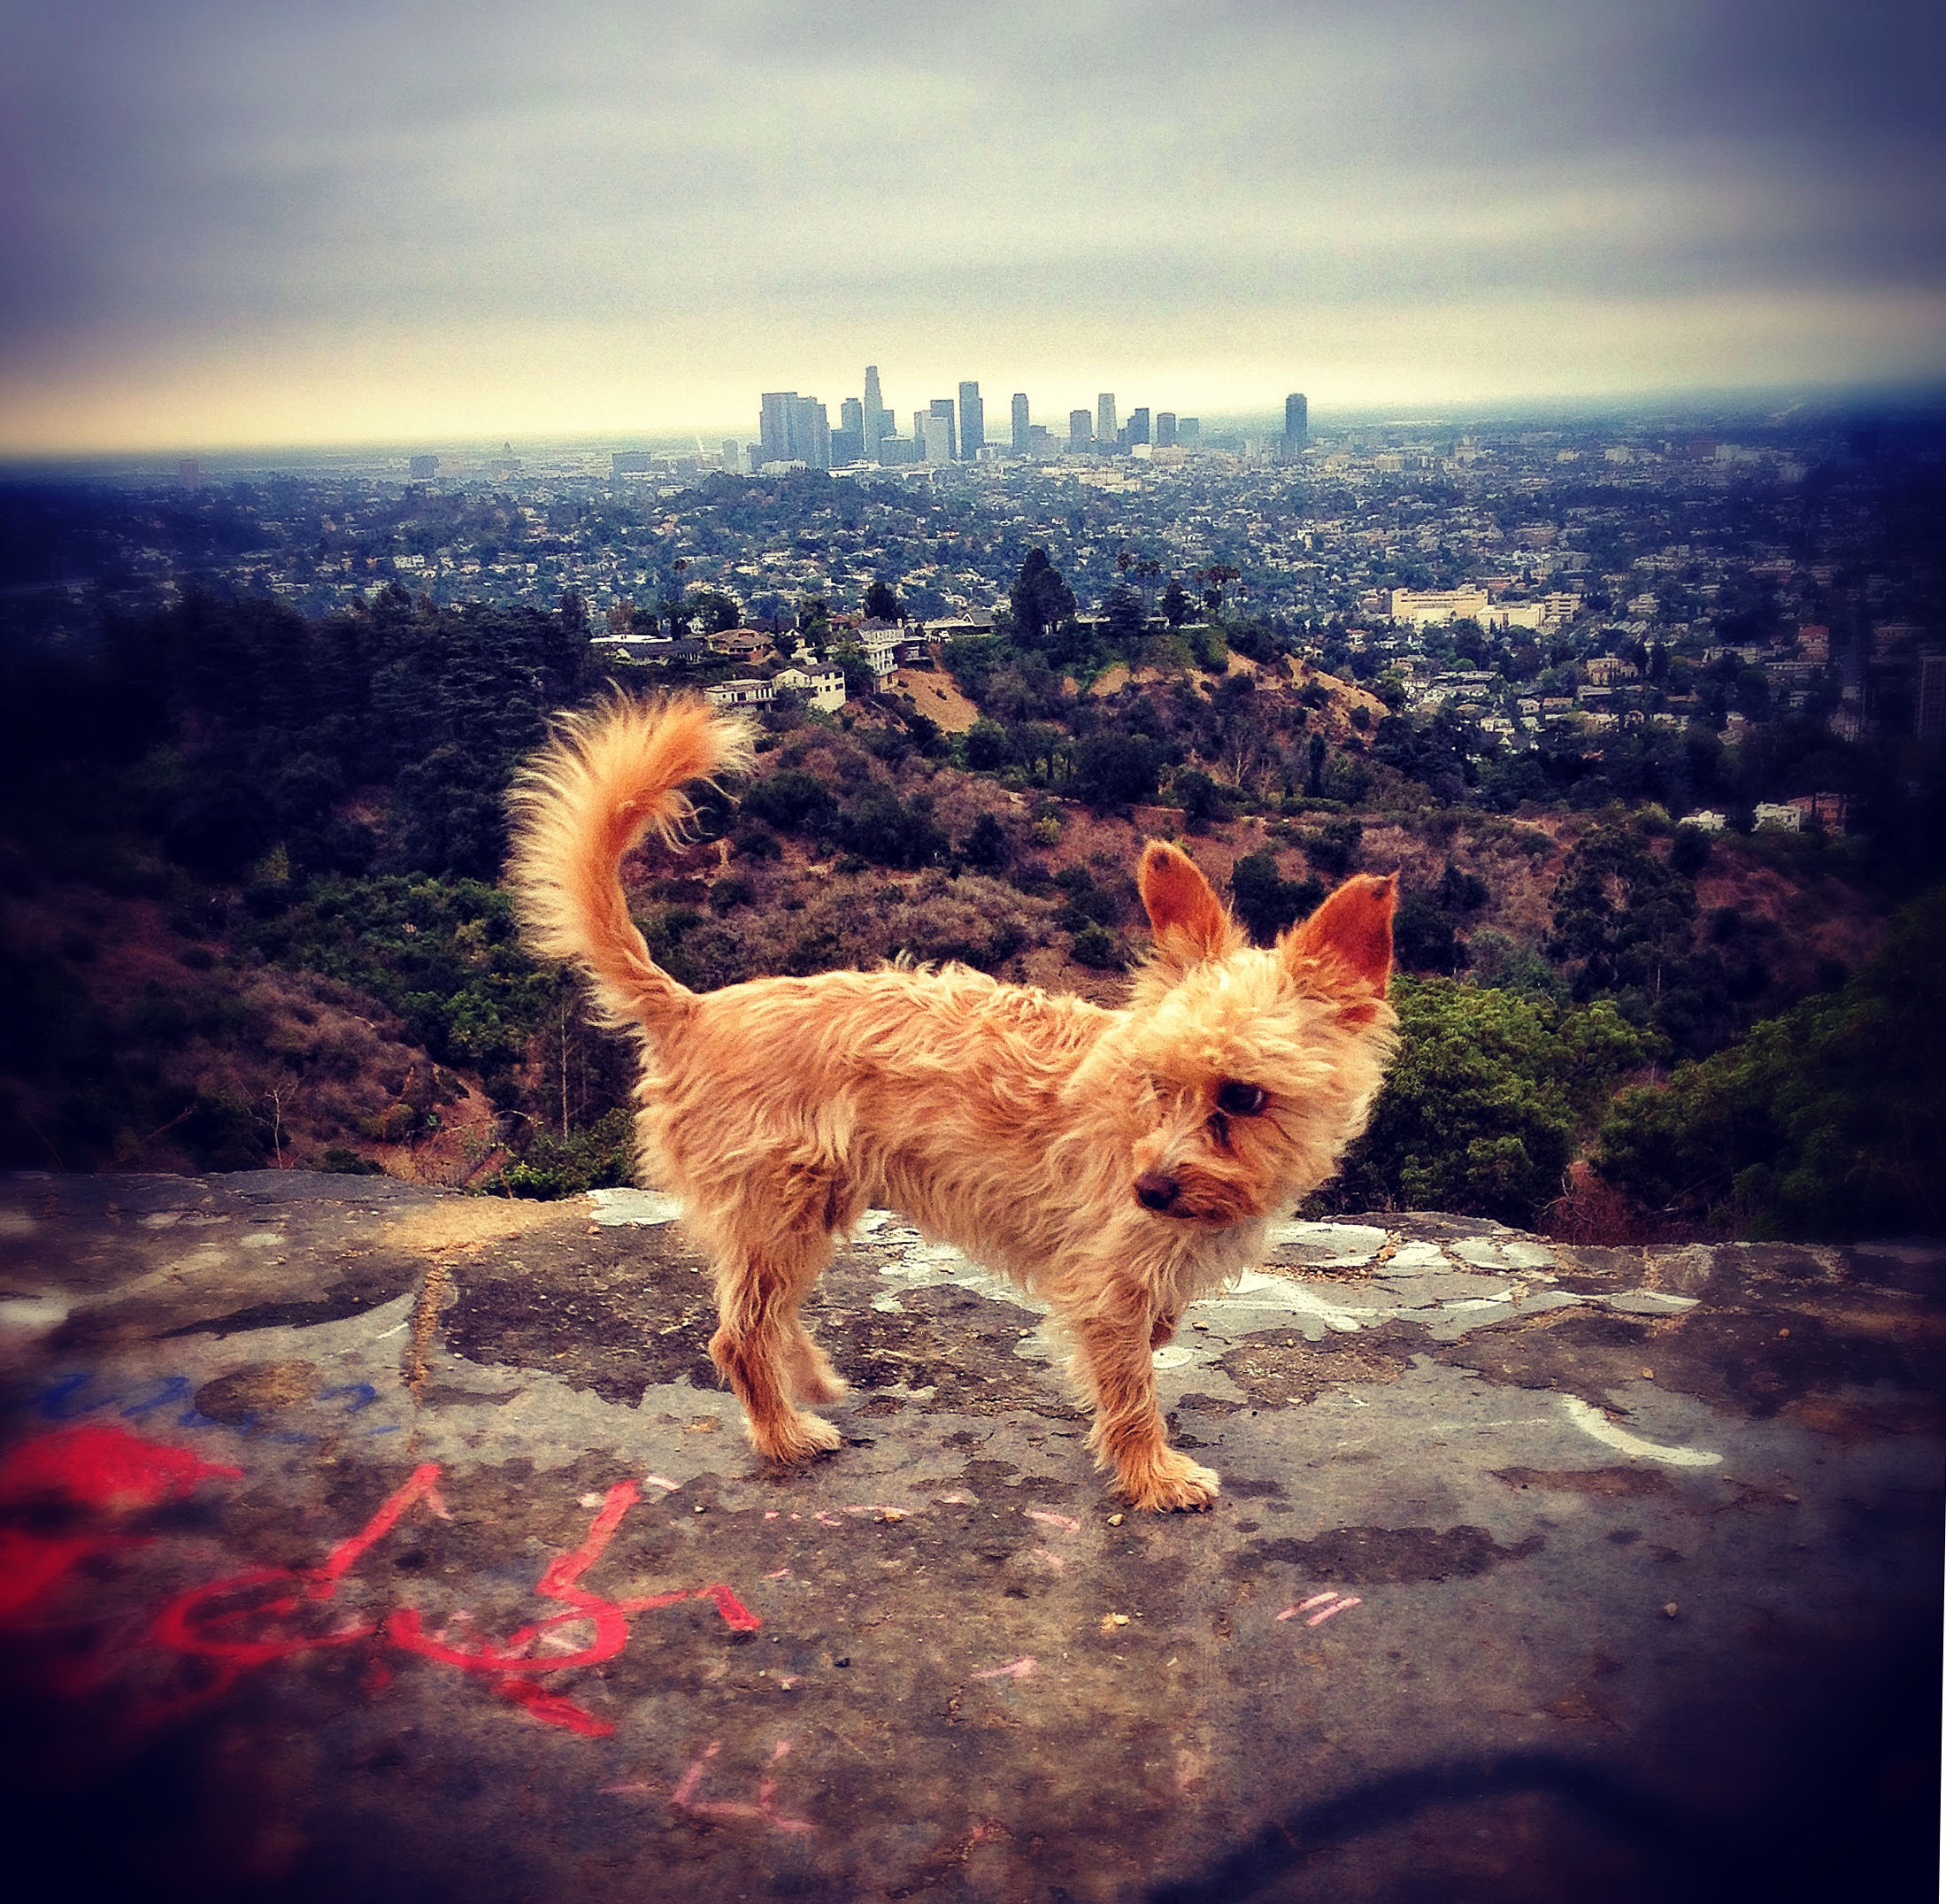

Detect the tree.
[
  {"left": 689, "top": 589, "right": 742, "bottom": 635},
  {"left": 1070, "top": 731, "right": 1160, "bottom": 809},
  {"left": 1104, "top": 585, "right": 1145, "bottom": 650},
  {"left": 1230, "top": 852, "right": 1322, "bottom": 943},
  {"left": 864, "top": 578, "right": 903, "bottom": 623},
  {"left": 1322, "top": 980, "right": 1652, "bottom": 1226},
  {"left": 1595, "top": 888, "right": 1946, "bottom": 1239},
  {"left": 1163, "top": 580, "right": 1190, "bottom": 628},
  {"left": 963, "top": 811, "right": 1011, "bottom": 872},
  {"left": 963, "top": 719, "right": 1014, "bottom": 772},
  {"left": 1011, "top": 547, "right": 1078, "bottom": 644}
]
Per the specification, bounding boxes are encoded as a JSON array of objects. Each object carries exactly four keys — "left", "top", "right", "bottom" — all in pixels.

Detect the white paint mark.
[
  {"left": 239, "top": 1230, "right": 285, "bottom": 1250},
  {"left": 642, "top": 1473, "right": 682, "bottom": 1492},
  {"left": 1220, "top": 1271, "right": 1373, "bottom": 1333},
  {"left": 1151, "top": 1344, "right": 1196, "bottom": 1368},
  {"left": 1385, "top": 1241, "right": 1450, "bottom": 1272},
  {"left": 1603, "top": 1290, "right": 1701, "bottom": 1314},
  {"left": 1560, "top": 1395, "right": 1722, "bottom": 1468},
  {"left": 1265, "top": 1219, "right": 1387, "bottom": 1259},
  {"left": 586, "top": 1188, "right": 683, "bottom": 1226},
  {"left": 0, "top": 1296, "right": 69, "bottom": 1331}
]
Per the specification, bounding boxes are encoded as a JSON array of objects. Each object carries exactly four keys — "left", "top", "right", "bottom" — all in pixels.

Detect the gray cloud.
[{"left": 3, "top": 0, "right": 1942, "bottom": 440}]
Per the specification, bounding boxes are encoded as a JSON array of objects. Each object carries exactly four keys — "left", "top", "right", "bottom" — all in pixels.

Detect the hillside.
[{"left": 1, "top": 580, "right": 1934, "bottom": 1239}]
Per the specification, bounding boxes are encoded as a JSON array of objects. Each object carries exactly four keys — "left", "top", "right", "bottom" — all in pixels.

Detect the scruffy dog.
[{"left": 507, "top": 695, "right": 1397, "bottom": 1511}]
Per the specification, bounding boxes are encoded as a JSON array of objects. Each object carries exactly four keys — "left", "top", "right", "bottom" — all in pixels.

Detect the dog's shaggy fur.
[{"left": 507, "top": 694, "right": 1398, "bottom": 1510}]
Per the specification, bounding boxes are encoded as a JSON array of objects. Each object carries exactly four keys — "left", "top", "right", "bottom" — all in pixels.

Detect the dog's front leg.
[{"left": 1073, "top": 1306, "right": 1219, "bottom": 1512}]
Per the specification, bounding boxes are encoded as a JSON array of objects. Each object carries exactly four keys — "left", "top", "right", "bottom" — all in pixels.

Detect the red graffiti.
[
  {"left": 0, "top": 1430, "right": 765, "bottom": 1739},
  {"left": 0, "top": 1426, "right": 242, "bottom": 1623},
  {"left": 0, "top": 1423, "right": 241, "bottom": 1514}
]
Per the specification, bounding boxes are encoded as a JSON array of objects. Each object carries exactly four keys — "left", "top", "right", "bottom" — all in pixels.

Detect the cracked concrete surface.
[{"left": 0, "top": 1170, "right": 1939, "bottom": 1903}]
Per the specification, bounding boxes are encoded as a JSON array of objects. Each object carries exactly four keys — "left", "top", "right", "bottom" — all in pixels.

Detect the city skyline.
[{"left": 3, "top": 3, "right": 1942, "bottom": 454}]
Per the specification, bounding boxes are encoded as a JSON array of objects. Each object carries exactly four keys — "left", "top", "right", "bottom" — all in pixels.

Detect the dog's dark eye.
[{"left": 1215, "top": 1081, "right": 1267, "bottom": 1116}]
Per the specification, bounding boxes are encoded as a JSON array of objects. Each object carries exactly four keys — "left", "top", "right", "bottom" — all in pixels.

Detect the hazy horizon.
[{"left": 4, "top": 2, "right": 1942, "bottom": 457}]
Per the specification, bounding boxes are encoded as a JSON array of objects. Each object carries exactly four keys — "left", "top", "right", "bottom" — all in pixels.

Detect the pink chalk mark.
[
  {"left": 765, "top": 1568, "right": 791, "bottom": 1580},
  {"left": 1306, "top": 1596, "right": 1362, "bottom": 1627},
  {"left": 670, "top": 1737, "right": 812, "bottom": 1835},
  {"left": 812, "top": 1512, "right": 842, "bottom": 1527},
  {"left": 1025, "top": 1509, "right": 1081, "bottom": 1534},
  {"left": 971, "top": 1655, "right": 1036, "bottom": 1682}
]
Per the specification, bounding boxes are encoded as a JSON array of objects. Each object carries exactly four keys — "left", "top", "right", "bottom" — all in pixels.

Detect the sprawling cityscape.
[{"left": 11, "top": 382, "right": 1941, "bottom": 768}]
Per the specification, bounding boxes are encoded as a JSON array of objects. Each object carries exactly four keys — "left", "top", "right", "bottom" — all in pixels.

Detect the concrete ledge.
[{"left": 2, "top": 1172, "right": 1939, "bottom": 1901}]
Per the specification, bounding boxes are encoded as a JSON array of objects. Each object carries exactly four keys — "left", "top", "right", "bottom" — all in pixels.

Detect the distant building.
[
  {"left": 1681, "top": 810, "right": 1728, "bottom": 832},
  {"left": 864, "top": 366, "right": 888, "bottom": 459},
  {"left": 177, "top": 459, "right": 202, "bottom": 491},
  {"left": 958, "top": 382, "right": 984, "bottom": 460},
  {"left": 1011, "top": 391, "right": 1030, "bottom": 452},
  {"left": 1388, "top": 585, "right": 1489, "bottom": 626},
  {"left": 1155, "top": 412, "right": 1177, "bottom": 449},
  {"left": 773, "top": 665, "right": 845, "bottom": 713},
  {"left": 409, "top": 454, "right": 439, "bottom": 480},
  {"left": 1284, "top": 392, "right": 1308, "bottom": 454},
  {"left": 1068, "top": 409, "right": 1095, "bottom": 451},
  {"left": 1097, "top": 393, "right": 1117, "bottom": 447},
  {"left": 611, "top": 451, "right": 655, "bottom": 475},
  {"left": 704, "top": 678, "right": 775, "bottom": 709},
  {"left": 720, "top": 439, "right": 740, "bottom": 472},
  {"left": 1176, "top": 417, "right": 1200, "bottom": 445},
  {"left": 1128, "top": 407, "right": 1150, "bottom": 447},
  {"left": 925, "top": 399, "right": 957, "bottom": 463},
  {"left": 841, "top": 397, "right": 864, "bottom": 437},
  {"left": 759, "top": 392, "right": 795, "bottom": 466},
  {"left": 789, "top": 396, "right": 831, "bottom": 470},
  {"left": 1753, "top": 802, "right": 1802, "bottom": 831}
]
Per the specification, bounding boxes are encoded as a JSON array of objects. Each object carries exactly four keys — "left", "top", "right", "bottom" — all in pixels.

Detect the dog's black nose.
[{"left": 1135, "top": 1172, "right": 1181, "bottom": 1212}]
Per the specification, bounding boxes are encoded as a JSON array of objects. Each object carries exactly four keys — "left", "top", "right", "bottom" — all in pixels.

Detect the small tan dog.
[{"left": 508, "top": 695, "right": 1397, "bottom": 1511}]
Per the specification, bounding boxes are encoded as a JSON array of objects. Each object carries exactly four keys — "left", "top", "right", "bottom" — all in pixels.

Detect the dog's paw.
[
  {"left": 1126, "top": 1454, "right": 1222, "bottom": 1514},
  {"left": 793, "top": 1364, "right": 850, "bottom": 1406},
  {"left": 762, "top": 1411, "right": 844, "bottom": 1464}
]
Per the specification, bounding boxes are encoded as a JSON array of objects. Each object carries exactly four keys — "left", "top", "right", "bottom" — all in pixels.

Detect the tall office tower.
[
  {"left": 1177, "top": 417, "right": 1200, "bottom": 445},
  {"left": 1155, "top": 413, "right": 1176, "bottom": 449},
  {"left": 1097, "top": 393, "right": 1117, "bottom": 445},
  {"left": 785, "top": 394, "right": 831, "bottom": 469},
  {"left": 760, "top": 391, "right": 796, "bottom": 465},
  {"left": 864, "top": 365, "right": 887, "bottom": 458},
  {"left": 720, "top": 438, "right": 740, "bottom": 471},
  {"left": 1284, "top": 392, "right": 1308, "bottom": 453},
  {"left": 1129, "top": 407, "right": 1150, "bottom": 446},
  {"left": 1011, "top": 391, "right": 1030, "bottom": 451},
  {"left": 841, "top": 397, "right": 864, "bottom": 436},
  {"left": 1068, "top": 409, "right": 1094, "bottom": 451},
  {"left": 958, "top": 382, "right": 984, "bottom": 460},
  {"left": 927, "top": 397, "right": 958, "bottom": 463}
]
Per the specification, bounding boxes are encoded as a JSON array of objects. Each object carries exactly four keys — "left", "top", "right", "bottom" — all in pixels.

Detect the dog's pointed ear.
[
  {"left": 1139, "top": 841, "right": 1240, "bottom": 973},
  {"left": 1279, "top": 873, "right": 1396, "bottom": 1023}
]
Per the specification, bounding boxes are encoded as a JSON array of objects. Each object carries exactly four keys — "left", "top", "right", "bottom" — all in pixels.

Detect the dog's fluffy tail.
[{"left": 506, "top": 693, "right": 756, "bottom": 1036}]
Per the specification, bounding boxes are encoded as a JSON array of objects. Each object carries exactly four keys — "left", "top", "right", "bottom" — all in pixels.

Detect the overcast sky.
[{"left": 3, "top": 0, "right": 1942, "bottom": 451}]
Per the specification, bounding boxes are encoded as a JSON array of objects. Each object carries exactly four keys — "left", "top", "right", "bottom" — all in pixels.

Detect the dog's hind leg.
[{"left": 707, "top": 1230, "right": 845, "bottom": 1463}]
